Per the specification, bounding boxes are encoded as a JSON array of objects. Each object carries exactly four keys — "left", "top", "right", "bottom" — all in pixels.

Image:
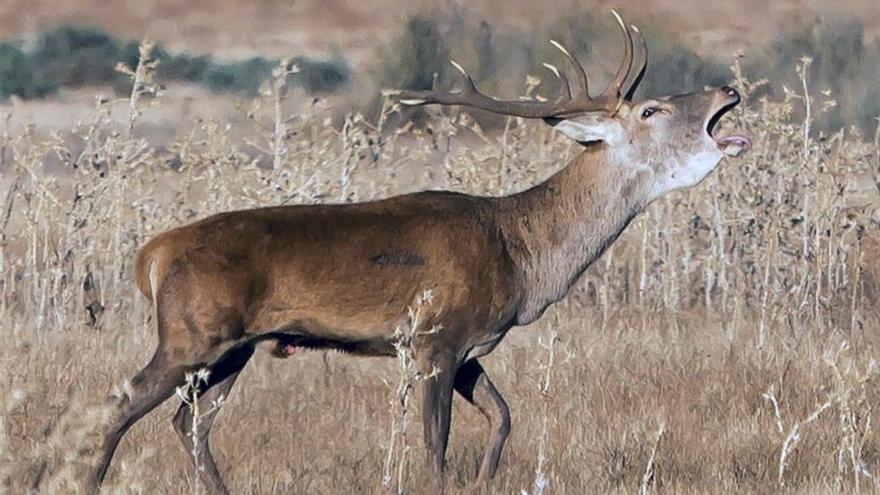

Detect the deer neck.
[{"left": 497, "top": 144, "right": 653, "bottom": 325}]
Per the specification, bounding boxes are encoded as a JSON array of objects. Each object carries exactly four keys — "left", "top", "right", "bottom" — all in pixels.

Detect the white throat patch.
[{"left": 651, "top": 150, "right": 722, "bottom": 200}]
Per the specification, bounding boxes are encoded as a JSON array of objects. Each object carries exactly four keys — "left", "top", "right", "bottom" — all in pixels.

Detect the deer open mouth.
[{"left": 706, "top": 101, "right": 751, "bottom": 157}]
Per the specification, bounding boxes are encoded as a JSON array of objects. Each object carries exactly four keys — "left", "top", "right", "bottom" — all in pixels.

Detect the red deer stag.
[{"left": 75, "top": 11, "right": 750, "bottom": 494}]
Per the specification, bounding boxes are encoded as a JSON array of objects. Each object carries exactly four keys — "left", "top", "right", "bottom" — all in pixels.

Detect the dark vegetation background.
[
  {"left": 0, "top": 7, "right": 877, "bottom": 133},
  {"left": 0, "top": 26, "right": 350, "bottom": 98}
]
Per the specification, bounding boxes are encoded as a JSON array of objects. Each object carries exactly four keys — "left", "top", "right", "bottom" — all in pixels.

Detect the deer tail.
[{"left": 133, "top": 236, "right": 168, "bottom": 303}]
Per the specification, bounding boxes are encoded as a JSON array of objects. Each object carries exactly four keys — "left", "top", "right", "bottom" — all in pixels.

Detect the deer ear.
[{"left": 549, "top": 116, "right": 623, "bottom": 144}]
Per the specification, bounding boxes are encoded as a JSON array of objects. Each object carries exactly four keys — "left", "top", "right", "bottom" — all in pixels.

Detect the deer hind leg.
[
  {"left": 453, "top": 359, "right": 511, "bottom": 482},
  {"left": 81, "top": 350, "right": 186, "bottom": 493},
  {"left": 81, "top": 287, "right": 248, "bottom": 492},
  {"left": 172, "top": 343, "right": 254, "bottom": 495}
]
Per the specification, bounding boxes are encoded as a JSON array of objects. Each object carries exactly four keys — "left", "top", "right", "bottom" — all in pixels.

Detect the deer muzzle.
[{"left": 706, "top": 86, "right": 751, "bottom": 157}]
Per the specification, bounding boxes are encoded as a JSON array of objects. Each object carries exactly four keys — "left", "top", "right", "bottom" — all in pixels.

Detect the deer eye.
[{"left": 641, "top": 107, "right": 658, "bottom": 119}]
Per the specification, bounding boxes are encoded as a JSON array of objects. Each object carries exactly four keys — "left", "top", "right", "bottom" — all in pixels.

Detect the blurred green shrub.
[
  {"left": 0, "top": 43, "right": 42, "bottom": 98},
  {"left": 0, "top": 25, "right": 350, "bottom": 99},
  {"left": 203, "top": 57, "right": 275, "bottom": 94},
  {"left": 294, "top": 55, "right": 351, "bottom": 94},
  {"left": 386, "top": 16, "right": 451, "bottom": 93},
  {"left": 746, "top": 17, "right": 880, "bottom": 133},
  {"left": 32, "top": 26, "right": 124, "bottom": 89}
]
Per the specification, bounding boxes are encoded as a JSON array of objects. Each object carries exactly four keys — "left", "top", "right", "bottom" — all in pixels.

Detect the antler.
[
  {"left": 388, "top": 11, "right": 647, "bottom": 119},
  {"left": 623, "top": 25, "right": 648, "bottom": 101}
]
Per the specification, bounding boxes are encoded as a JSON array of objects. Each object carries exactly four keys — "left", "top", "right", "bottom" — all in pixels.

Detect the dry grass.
[{"left": 1, "top": 52, "right": 879, "bottom": 494}]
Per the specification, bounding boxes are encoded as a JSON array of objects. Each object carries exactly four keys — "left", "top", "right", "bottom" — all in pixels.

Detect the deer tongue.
[{"left": 717, "top": 134, "right": 752, "bottom": 157}]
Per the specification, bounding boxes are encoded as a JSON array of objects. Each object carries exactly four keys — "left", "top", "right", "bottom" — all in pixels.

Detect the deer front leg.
[
  {"left": 454, "top": 359, "right": 511, "bottom": 482},
  {"left": 421, "top": 359, "right": 458, "bottom": 490}
]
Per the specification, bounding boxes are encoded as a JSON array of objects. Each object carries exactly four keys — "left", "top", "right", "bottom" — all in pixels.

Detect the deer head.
[{"left": 391, "top": 11, "right": 750, "bottom": 201}]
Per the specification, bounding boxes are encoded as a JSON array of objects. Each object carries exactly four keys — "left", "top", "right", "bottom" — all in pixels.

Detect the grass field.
[{"left": 1, "top": 49, "right": 879, "bottom": 495}]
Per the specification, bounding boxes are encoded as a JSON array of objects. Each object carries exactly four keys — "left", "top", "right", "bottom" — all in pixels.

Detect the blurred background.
[{"left": 0, "top": 0, "right": 877, "bottom": 137}]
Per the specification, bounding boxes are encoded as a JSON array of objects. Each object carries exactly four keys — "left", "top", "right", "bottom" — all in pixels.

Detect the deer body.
[
  {"left": 69, "top": 12, "right": 752, "bottom": 494},
  {"left": 134, "top": 145, "right": 642, "bottom": 361},
  {"left": 135, "top": 191, "right": 521, "bottom": 359}
]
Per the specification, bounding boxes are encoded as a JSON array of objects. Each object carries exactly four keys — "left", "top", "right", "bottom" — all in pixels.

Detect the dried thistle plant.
[
  {"left": 175, "top": 368, "right": 225, "bottom": 495},
  {"left": 116, "top": 40, "right": 161, "bottom": 134},
  {"left": 381, "top": 290, "right": 441, "bottom": 495},
  {"left": 523, "top": 318, "right": 573, "bottom": 495}
]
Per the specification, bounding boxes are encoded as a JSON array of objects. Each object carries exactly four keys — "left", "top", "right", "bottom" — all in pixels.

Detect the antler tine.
[
  {"left": 392, "top": 60, "right": 483, "bottom": 107},
  {"left": 604, "top": 10, "right": 634, "bottom": 100},
  {"left": 542, "top": 62, "right": 572, "bottom": 102},
  {"left": 623, "top": 26, "right": 648, "bottom": 101},
  {"left": 550, "top": 40, "right": 589, "bottom": 99},
  {"left": 449, "top": 60, "right": 479, "bottom": 95}
]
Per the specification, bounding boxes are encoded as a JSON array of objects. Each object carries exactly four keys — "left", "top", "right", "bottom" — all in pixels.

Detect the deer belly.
[{"left": 464, "top": 332, "right": 507, "bottom": 361}]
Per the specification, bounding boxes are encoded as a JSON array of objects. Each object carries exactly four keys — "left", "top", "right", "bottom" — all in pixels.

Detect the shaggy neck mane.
[{"left": 495, "top": 144, "right": 652, "bottom": 324}]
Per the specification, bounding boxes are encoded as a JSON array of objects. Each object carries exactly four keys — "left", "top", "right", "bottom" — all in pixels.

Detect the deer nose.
[{"left": 720, "top": 86, "right": 740, "bottom": 102}]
